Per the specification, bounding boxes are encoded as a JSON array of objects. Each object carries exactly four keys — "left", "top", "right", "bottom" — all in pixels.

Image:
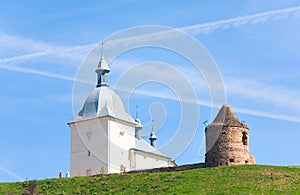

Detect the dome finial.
[
  {"left": 135, "top": 105, "right": 142, "bottom": 139},
  {"left": 95, "top": 40, "right": 110, "bottom": 87},
  {"left": 149, "top": 120, "right": 157, "bottom": 147}
]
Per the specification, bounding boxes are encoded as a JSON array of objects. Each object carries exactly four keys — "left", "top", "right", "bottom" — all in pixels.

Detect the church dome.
[
  {"left": 72, "top": 50, "right": 135, "bottom": 124},
  {"left": 74, "top": 86, "right": 135, "bottom": 123}
]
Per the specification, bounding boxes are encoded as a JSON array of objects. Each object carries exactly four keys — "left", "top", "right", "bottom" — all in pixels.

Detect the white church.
[{"left": 68, "top": 51, "right": 175, "bottom": 177}]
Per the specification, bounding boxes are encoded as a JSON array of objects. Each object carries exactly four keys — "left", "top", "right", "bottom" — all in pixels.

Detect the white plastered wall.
[
  {"left": 133, "top": 150, "right": 172, "bottom": 170},
  {"left": 108, "top": 118, "right": 136, "bottom": 173},
  {"left": 70, "top": 118, "right": 109, "bottom": 176}
]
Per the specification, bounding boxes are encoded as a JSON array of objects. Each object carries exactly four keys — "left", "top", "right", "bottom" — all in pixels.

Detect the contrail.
[
  {"left": 116, "top": 87, "right": 300, "bottom": 123},
  {"left": 1, "top": 5, "right": 300, "bottom": 64},
  {"left": 0, "top": 63, "right": 92, "bottom": 85},
  {"left": 0, "top": 165, "right": 24, "bottom": 181},
  {"left": 180, "top": 5, "right": 300, "bottom": 34},
  {"left": 0, "top": 6, "right": 300, "bottom": 124},
  {"left": 1, "top": 61, "right": 299, "bottom": 123},
  {"left": 0, "top": 63, "right": 75, "bottom": 82},
  {"left": 0, "top": 44, "right": 94, "bottom": 64}
]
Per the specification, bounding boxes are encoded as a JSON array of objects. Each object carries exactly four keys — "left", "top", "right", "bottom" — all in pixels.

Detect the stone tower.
[{"left": 205, "top": 104, "right": 255, "bottom": 167}]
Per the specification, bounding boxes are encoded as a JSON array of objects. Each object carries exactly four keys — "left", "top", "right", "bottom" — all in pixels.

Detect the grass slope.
[{"left": 1, "top": 165, "right": 300, "bottom": 194}]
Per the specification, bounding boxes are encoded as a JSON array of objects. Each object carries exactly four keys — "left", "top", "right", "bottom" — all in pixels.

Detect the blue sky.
[{"left": 1, "top": 0, "right": 300, "bottom": 182}]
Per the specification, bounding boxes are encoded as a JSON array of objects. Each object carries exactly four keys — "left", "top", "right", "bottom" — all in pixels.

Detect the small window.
[
  {"left": 119, "top": 131, "right": 124, "bottom": 136},
  {"left": 229, "top": 158, "right": 235, "bottom": 163},
  {"left": 120, "top": 164, "right": 126, "bottom": 172},
  {"left": 222, "top": 132, "right": 226, "bottom": 136},
  {"left": 245, "top": 160, "right": 248, "bottom": 164},
  {"left": 220, "top": 162, "right": 222, "bottom": 166},
  {"left": 242, "top": 132, "right": 248, "bottom": 145},
  {"left": 88, "top": 150, "right": 91, "bottom": 157},
  {"left": 86, "top": 169, "right": 92, "bottom": 176}
]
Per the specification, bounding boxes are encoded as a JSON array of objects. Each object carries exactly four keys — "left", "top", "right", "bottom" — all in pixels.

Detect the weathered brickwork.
[{"left": 205, "top": 104, "right": 255, "bottom": 167}]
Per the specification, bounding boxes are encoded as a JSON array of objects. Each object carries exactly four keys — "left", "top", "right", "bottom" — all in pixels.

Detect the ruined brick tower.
[{"left": 205, "top": 104, "right": 255, "bottom": 167}]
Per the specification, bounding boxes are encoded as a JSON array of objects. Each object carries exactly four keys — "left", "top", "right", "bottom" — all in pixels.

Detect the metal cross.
[{"left": 100, "top": 40, "right": 106, "bottom": 53}]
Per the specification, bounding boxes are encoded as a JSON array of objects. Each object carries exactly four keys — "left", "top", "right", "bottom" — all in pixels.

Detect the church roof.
[
  {"left": 209, "top": 104, "right": 247, "bottom": 127},
  {"left": 71, "top": 49, "right": 136, "bottom": 124},
  {"left": 135, "top": 138, "right": 167, "bottom": 157},
  {"left": 72, "top": 86, "right": 135, "bottom": 123}
]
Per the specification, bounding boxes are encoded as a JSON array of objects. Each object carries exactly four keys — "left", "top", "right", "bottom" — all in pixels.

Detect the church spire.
[{"left": 95, "top": 42, "right": 110, "bottom": 87}]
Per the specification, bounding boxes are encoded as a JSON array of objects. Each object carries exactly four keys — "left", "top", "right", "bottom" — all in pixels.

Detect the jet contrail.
[
  {"left": 180, "top": 5, "right": 300, "bottom": 34},
  {"left": 0, "top": 63, "right": 94, "bottom": 85},
  {"left": 0, "top": 44, "right": 95, "bottom": 64},
  {"left": 1, "top": 62, "right": 300, "bottom": 124},
  {"left": 0, "top": 63, "right": 75, "bottom": 82},
  {"left": 118, "top": 87, "right": 300, "bottom": 123},
  {"left": 1, "top": 5, "right": 300, "bottom": 64},
  {"left": 0, "top": 165, "right": 24, "bottom": 181},
  {"left": 0, "top": 6, "right": 300, "bottom": 124}
]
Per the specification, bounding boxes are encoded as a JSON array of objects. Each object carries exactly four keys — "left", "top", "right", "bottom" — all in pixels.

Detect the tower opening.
[{"left": 242, "top": 132, "right": 248, "bottom": 145}]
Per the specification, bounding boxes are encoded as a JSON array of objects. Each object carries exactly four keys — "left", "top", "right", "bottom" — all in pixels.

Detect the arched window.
[{"left": 242, "top": 132, "right": 248, "bottom": 145}]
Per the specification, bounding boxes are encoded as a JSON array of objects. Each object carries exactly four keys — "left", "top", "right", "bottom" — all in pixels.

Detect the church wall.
[
  {"left": 133, "top": 151, "right": 171, "bottom": 170},
  {"left": 70, "top": 118, "right": 109, "bottom": 176},
  {"left": 108, "top": 119, "right": 136, "bottom": 173}
]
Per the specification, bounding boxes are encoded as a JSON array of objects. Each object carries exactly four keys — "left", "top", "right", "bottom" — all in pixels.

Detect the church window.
[
  {"left": 86, "top": 169, "right": 92, "bottom": 176},
  {"left": 120, "top": 164, "right": 125, "bottom": 172},
  {"left": 242, "top": 132, "right": 248, "bottom": 145}
]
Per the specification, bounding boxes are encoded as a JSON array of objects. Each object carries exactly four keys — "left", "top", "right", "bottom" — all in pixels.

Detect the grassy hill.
[{"left": 1, "top": 165, "right": 300, "bottom": 194}]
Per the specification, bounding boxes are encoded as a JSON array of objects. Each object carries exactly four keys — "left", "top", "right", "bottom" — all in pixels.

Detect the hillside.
[{"left": 1, "top": 165, "right": 300, "bottom": 194}]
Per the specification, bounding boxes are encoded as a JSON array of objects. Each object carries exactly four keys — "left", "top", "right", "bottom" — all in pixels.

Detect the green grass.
[{"left": 1, "top": 165, "right": 300, "bottom": 194}]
